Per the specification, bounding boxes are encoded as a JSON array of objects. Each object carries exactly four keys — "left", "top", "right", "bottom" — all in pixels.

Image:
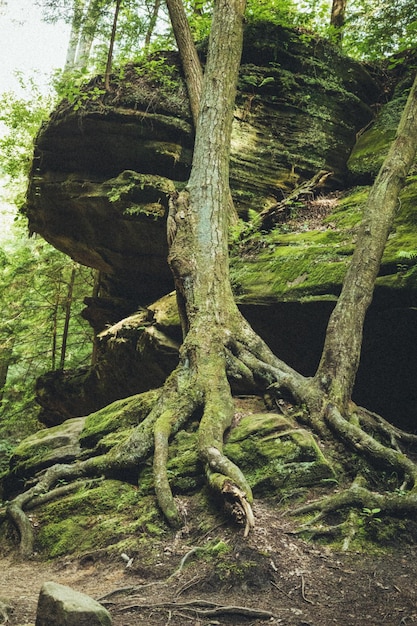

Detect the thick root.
[{"left": 5, "top": 313, "right": 417, "bottom": 555}]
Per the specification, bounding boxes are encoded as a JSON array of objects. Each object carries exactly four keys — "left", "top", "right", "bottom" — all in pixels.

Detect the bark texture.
[
  {"left": 166, "top": 0, "right": 203, "bottom": 127},
  {"left": 315, "top": 72, "right": 417, "bottom": 409}
]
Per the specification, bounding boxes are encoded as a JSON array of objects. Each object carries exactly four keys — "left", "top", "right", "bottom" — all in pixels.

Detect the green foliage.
[
  {"left": 0, "top": 74, "right": 54, "bottom": 186},
  {"left": 54, "top": 68, "right": 106, "bottom": 111},
  {"left": 342, "top": 0, "right": 417, "bottom": 60},
  {"left": 133, "top": 54, "right": 179, "bottom": 93},
  {"left": 246, "top": 0, "right": 300, "bottom": 27},
  {"left": 183, "top": 0, "right": 214, "bottom": 40},
  {"left": 0, "top": 230, "right": 94, "bottom": 444}
]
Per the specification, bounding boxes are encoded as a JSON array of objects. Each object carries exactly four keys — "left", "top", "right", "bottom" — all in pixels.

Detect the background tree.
[
  {"left": 0, "top": 79, "right": 94, "bottom": 469},
  {"left": 330, "top": 0, "right": 347, "bottom": 42}
]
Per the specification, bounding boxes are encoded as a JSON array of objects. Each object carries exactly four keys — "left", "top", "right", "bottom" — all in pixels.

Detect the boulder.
[{"left": 35, "top": 582, "right": 111, "bottom": 626}]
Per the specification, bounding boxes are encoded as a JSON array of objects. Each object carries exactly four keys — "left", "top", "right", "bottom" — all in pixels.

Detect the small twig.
[
  {"left": 300, "top": 573, "right": 314, "bottom": 605},
  {"left": 175, "top": 574, "right": 204, "bottom": 597},
  {"left": 270, "top": 580, "right": 293, "bottom": 600}
]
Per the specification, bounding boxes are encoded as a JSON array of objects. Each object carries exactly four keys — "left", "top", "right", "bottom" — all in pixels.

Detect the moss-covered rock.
[
  {"left": 34, "top": 480, "right": 168, "bottom": 558},
  {"left": 2, "top": 399, "right": 335, "bottom": 558},
  {"left": 224, "top": 413, "right": 334, "bottom": 496},
  {"left": 79, "top": 390, "right": 159, "bottom": 450},
  {"left": 25, "top": 24, "right": 379, "bottom": 314},
  {"left": 7, "top": 418, "right": 85, "bottom": 489}
]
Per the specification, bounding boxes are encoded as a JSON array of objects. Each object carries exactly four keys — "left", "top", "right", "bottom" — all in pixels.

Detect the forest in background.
[{"left": 1, "top": 0, "right": 417, "bottom": 531}]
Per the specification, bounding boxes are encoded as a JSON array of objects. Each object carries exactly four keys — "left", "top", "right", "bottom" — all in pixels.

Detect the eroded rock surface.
[
  {"left": 26, "top": 23, "right": 380, "bottom": 310},
  {"left": 35, "top": 581, "right": 111, "bottom": 626},
  {"left": 24, "top": 25, "right": 417, "bottom": 429}
]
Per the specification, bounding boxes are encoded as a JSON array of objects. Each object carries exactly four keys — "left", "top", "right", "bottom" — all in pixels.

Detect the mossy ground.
[{"left": 0, "top": 392, "right": 340, "bottom": 560}]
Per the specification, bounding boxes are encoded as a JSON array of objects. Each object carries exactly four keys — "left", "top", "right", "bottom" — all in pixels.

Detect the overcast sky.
[
  {"left": 0, "top": 0, "right": 70, "bottom": 95},
  {"left": 0, "top": 2, "right": 71, "bottom": 238}
]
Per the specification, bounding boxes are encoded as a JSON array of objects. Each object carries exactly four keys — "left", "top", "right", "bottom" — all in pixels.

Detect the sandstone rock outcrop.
[
  {"left": 24, "top": 25, "right": 417, "bottom": 429},
  {"left": 35, "top": 582, "right": 111, "bottom": 626}
]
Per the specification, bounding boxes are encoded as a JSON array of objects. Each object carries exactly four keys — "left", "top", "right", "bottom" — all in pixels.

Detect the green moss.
[
  {"left": 80, "top": 390, "right": 158, "bottom": 449},
  {"left": 224, "top": 413, "right": 334, "bottom": 497},
  {"left": 35, "top": 480, "right": 168, "bottom": 558},
  {"left": 10, "top": 417, "right": 84, "bottom": 476},
  {"left": 348, "top": 93, "right": 408, "bottom": 180}
]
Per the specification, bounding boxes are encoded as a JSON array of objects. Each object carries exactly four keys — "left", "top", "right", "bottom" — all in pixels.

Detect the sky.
[
  {"left": 0, "top": 0, "right": 70, "bottom": 95},
  {"left": 0, "top": 1, "right": 70, "bottom": 240}
]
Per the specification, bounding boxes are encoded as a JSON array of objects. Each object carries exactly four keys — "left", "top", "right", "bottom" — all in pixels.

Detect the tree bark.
[
  {"left": 104, "top": 0, "right": 122, "bottom": 91},
  {"left": 59, "top": 265, "right": 76, "bottom": 370},
  {"left": 315, "top": 72, "right": 417, "bottom": 408},
  {"left": 64, "top": 0, "right": 86, "bottom": 71},
  {"left": 144, "top": 0, "right": 162, "bottom": 48},
  {"left": 74, "top": 0, "right": 103, "bottom": 68},
  {"left": 330, "top": 0, "right": 347, "bottom": 43},
  {"left": 0, "top": 337, "right": 14, "bottom": 404},
  {"left": 165, "top": 0, "right": 203, "bottom": 128}
]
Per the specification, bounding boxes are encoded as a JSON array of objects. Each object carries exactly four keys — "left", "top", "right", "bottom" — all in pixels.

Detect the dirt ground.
[{"left": 1, "top": 501, "right": 416, "bottom": 626}]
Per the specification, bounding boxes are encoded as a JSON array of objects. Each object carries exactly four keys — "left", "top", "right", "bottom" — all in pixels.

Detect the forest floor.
[{"left": 1, "top": 499, "right": 417, "bottom": 626}]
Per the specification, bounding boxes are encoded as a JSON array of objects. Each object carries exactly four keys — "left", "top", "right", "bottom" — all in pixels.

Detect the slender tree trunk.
[
  {"left": 330, "top": 0, "right": 347, "bottom": 43},
  {"left": 65, "top": 0, "right": 86, "bottom": 71},
  {"left": 144, "top": 0, "right": 162, "bottom": 48},
  {"left": 315, "top": 72, "right": 417, "bottom": 408},
  {"left": 104, "top": 0, "right": 122, "bottom": 91},
  {"left": 59, "top": 266, "right": 76, "bottom": 371},
  {"left": 75, "top": 0, "right": 103, "bottom": 68},
  {"left": 0, "top": 337, "right": 14, "bottom": 405},
  {"left": 90, "top": 270, "right": 101, "bottom": 366},
  {"left": 51, "top": 278, "right": 62, "bottom": 371},
  {"left": 165, "top": 0, "right": 203, "bottom": 128}
]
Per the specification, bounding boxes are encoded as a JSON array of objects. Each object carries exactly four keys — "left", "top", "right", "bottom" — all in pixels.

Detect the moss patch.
[
  {"left": 80, "top": 390, "right": 159, "bottom": 450},
  {"left": 34, "top": 480, "right": 168, "bottom": 558},
  {"left": 224, "top": 413, "right": 334, "bottom": 497},
  {"left": 9, "top": 418, "right": 85, "bottom": 479}
]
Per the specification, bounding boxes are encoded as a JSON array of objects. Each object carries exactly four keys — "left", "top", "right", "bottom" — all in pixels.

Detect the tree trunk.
[
  {"left": 144, "top": 0, "right": 162, "bottom": 48},
  {"left": 90, "top": 270, "right": 101, "bottom": 366},
  {"left": 50, "top": 278, "right": 62, "bottom": 371},
  {"left": 64, "top": 0, "right": 86, "bottom": 71},
  {"left": 104, "top": 0, "right": 122, "bottom": 91},
  {"left": 315, "top": 72, "right": 417, "bottom": 409},
  {"left": 74, "top": 0, "right": 103, "bottom": 68},
  {"left": 330, "top": 0, "right": 347, "bottom": 43},
  {"left": 0, "top": 337, "right": 14, "bottom": 405},
  {"left": 165, "top": 0, "right": 203, "bottom": 128},
  {"left": 59, "top": 265, "right": 76, "bottom": 371}
]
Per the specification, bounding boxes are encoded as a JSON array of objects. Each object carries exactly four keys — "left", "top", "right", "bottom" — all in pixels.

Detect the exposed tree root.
[
  {"left": 116, "top": 598, "right": 275, "bottom": 619},
  {"left": 5, "top": 317, "right": 417, "bottom": 556}
]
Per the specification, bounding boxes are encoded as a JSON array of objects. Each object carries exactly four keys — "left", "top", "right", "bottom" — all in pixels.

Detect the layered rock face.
[
  {"left": 24, "top": 24, "right": 417, "bottom": 428},
  {"left": 25, "top": 24, "right": 379, "bottom": 307}
]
